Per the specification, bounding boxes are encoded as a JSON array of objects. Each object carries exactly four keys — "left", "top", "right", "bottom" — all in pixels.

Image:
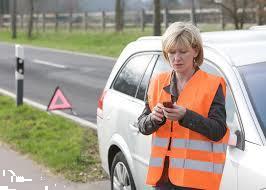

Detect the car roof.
[{"left": 135, "top": 30, "right": 266, "bottom": 67}]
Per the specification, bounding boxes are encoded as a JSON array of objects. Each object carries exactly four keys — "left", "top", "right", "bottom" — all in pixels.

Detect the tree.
[
  {"left": 153, "top": 0, "right": 161, "bottom": 36},
  {"left": 0, "top": 0, "right": 9, "bottom": 28},
  {"left": 55, "top": 0, "right": 58, "bottom": 32},
  {"left": 256, "top": 0, "right": 266, "bottom": 25},
  {"left": 211, "top": 0, "right": 251, "bottom": 29},
  {"left": 115, "top": 0, "right": 124, "bottom": 32},
  {"left": 11, "top": 0, "right": 17, "bottom": 39},
  {"left": 69, "top": 0, "right": 73, "bottom": 32},
  {"left": 28, "top": 0, "right": 34, "bottom": 38},
  {"left": 163, "top": 1, "right": 169, "bottom": 29},
  {"left": 190, "top": 0, "right": 197, "bottom": 26},
  {"left": 0, "top": 0, "right": 4, "bottom": 28}
]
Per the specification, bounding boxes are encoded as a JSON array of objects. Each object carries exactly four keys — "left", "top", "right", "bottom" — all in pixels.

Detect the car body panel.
[{"left": 237, "top": 142, "right": 266, "bottom": 190}]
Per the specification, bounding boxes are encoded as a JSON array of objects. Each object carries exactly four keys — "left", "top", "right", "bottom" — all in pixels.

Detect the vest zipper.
[{"left": 167, "top": 121, "right": 173, "bottom": 151}]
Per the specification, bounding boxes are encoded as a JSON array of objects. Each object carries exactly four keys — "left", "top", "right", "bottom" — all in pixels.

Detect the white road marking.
[
  {"left": 26, "top": 44, "right": 116, "bottom": 61},
  {"left": 0, "top": 42, "right": 116, "bottom": 61},
  {"left": 33, "top": 59, "right": 67, "bottom": 69}
]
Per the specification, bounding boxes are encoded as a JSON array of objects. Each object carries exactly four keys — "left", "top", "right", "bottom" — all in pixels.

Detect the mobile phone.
[{"left": 163, "top": 101, "right": 173, "bottom": 108}]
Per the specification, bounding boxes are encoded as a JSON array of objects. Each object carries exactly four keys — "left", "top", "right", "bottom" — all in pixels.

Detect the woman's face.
[{"left": 167, "top": 44, "right": 198, "bottom": 74}]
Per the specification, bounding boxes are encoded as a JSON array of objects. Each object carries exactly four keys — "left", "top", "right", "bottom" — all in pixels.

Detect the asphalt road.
[{"left": 0, "top": 43, "right": 116, "bottom": 123}]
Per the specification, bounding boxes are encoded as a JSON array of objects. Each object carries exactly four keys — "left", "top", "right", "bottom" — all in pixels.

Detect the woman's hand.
[
  {"left": 163, "top": 104, "right": 186, "bottom": 121},
  {"left": 150, "top": 103, "right": 164, "bottom": 123}
]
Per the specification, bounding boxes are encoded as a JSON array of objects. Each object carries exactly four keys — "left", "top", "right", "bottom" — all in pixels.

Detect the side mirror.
[
  {"left": 235, "top": 130, "right": 245, "bottom": 150},
  {"left": 228, "top": 130, "right": 245, "bottom": 150}
]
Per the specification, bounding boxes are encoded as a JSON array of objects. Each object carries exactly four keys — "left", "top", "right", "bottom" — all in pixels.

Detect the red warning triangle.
[{"left": 47, "top": 86, "right": 72, "bottom": 111}]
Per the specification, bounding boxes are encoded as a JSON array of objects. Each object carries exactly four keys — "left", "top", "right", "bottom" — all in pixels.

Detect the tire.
[{"left": 111, "top": 152, "right": 136, "bottom": 190}]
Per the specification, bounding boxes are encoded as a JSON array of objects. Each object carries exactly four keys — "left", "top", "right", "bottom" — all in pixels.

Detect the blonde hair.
[{"left": 162, "top": 22, "right": 204, "bottom": 67}]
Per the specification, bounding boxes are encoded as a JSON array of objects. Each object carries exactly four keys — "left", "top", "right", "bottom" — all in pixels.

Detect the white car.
[{"left": 97, "top": 29, "right": 266, "bottom": 190}]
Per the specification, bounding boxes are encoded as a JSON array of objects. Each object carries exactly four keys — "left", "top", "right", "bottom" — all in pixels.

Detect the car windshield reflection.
[{"left": 238, "top": 62, "right": 266, "bottom": 137}]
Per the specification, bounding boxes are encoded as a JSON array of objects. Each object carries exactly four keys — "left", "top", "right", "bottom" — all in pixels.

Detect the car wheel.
[{"left": 111, "top": 152, "right": 136, "bottom": 190}]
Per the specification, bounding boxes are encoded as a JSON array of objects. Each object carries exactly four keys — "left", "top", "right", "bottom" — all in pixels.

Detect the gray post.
[
  {"left": 163, "top": 7, "right": 169, "bottom": 30},
  {"left": 0, "top": 14, "right": 3, "bottom": 28},
  {"left": 20, "top": 14, "right": 24, "bottom": 29},
  {"left": 102, "top": 11, "right": 106, "bottom": 32},
  {"left": 11, "top": 0, "right": 17, "bottom": 38},
  {"left": 42, "top": 12, "right": 46, "bottom": 32},
  {"left": 220, "top": 5, "right": 225, "bottom": 30},
  {"left": 35, "top": 13, "right": 39, "bottom": 33},
  {"left": 15, "top": 45, "right": 24, "bottom": 106},
  {"left": 140, "top": 8, "right": 145, "bottom": 32},
  {"left": 69, "top": 11, "right": 73, "bottom": 32},
  {"left": 84, "top": 11, "right": 88, "bottom": 31},
  {"left": 55, "top": 12, "right": 59, "bottom": 32},
  {"left": 190, "top": 0, "right": 197, "bottom": 26}
]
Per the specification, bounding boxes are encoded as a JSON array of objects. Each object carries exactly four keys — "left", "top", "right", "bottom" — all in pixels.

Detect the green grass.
[
  {"left": 0, "top": 94, "right": 107, "bottom": 182},
  {"left": 0, "top": 23, "right": 256, "bottom": 57},
  {"left": 0, "top": 27, "right": 152, "bottom": 57}
]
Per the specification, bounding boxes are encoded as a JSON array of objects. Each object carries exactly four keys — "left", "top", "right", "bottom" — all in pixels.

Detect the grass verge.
[
  {"left": 0, "top": 24, "right": 255, "bottom": 58},
  {"left": 0, "top": 94, "right": 107, "bottom": 182},
  {"left": 0, "top": 27, "right": 152, "bottom": 57}
]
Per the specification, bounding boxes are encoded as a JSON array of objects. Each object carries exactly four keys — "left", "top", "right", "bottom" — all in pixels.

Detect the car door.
[
  {"left": 202, "top": 60, "right": 266, "bottom": 190},
  {"left": 201, "top": 61, "right": 244, "bottom": 190},
  {"left": 234, "top": 63, "right": 266, "bottom": 190},
  {"left": 130, "top": 55, "right": 171, "bottom": 189},
  {"left": 108, "top": 53, "right": 153, "bottom": 153},
  {"left": 105, "top": 52, "right": 160, "bottom": 185}
]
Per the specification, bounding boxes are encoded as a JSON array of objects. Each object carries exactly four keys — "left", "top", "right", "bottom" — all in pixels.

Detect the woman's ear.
[{"left": 193, "top": 47, "right": 199, "bottom": 58}]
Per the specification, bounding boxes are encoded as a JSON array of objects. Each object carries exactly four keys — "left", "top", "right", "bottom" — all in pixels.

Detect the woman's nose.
[{"left": 173, "top": 52, "right": 181, "bottom": 60}]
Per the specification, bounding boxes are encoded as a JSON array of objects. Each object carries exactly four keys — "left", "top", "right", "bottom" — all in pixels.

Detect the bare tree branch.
[
  {"left": 209, "top": 0, "right": 249, "bottom": 29},
  {"left": 210, "top": 0, "right": 235, "bottom": 18},
  {"left": 240, "top": 0, "right": 248, "bottom": 28}
]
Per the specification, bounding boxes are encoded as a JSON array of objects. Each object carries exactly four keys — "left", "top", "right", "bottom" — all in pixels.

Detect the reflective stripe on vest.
[
  {"left": 149, "top": 157, "right": 164, "bottom": 167},
  {"left": 152, "top": 136, "right": 169, "bottom": 147},
  {"left": 172, "top": 138, "right": 227, "bottom": 153},
  {"left": 170, "top": 158, "right": 224, "bottom": 174}
]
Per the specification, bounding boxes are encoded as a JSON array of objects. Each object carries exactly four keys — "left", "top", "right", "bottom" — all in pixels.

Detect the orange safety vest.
[{"left": 146, "top": 70, "right": 229, "bottom": 190}]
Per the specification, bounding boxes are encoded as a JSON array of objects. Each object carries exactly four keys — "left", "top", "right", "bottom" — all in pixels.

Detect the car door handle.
[{"left": 129, "top": 122, "right": 139, "bottom": 134}]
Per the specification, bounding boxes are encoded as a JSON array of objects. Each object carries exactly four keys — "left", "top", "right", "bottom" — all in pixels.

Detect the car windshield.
[{"left": 238, "top": 62, "right": 266, "bottom": 138}]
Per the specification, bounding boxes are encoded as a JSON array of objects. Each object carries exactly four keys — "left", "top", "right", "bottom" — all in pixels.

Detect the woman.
[{"left": 138, "top": 22, "right": 229, "bottom": 190}]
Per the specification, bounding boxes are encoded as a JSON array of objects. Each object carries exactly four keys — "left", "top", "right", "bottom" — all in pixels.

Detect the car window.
[
  {"left": 141, "top": 55, "right": 171, "bottom": 102},
  {"left": 201, "top": 62, "right": 241, "bottom": 133},
  {"left": 112, "top": 54, "right": 153, "bottom": 97},
  {"left": 136, "top": 56, "right": 158, "bottom": 101},
  {"left": 152, "top": 55, "right": 172, "bottom": 76},
  {"left": 238, "top": 62, "right": 266, "bottom": 138}
]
